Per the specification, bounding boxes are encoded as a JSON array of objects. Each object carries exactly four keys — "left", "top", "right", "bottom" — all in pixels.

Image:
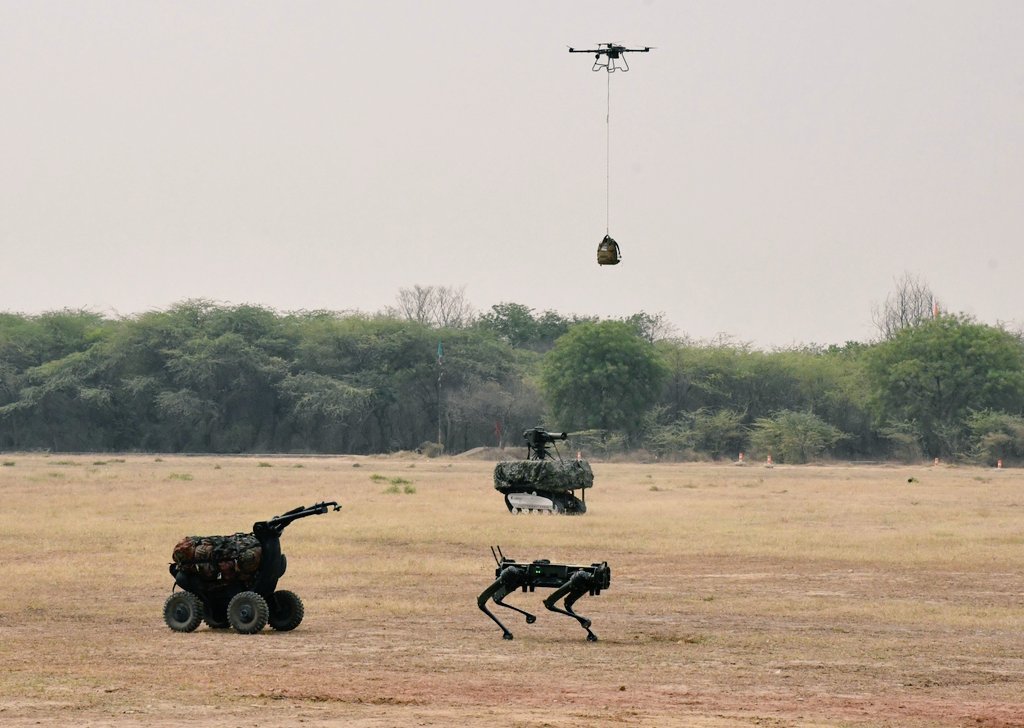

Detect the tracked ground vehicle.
[
  {"left": 163, "top": 501, "right": 341, "bottom": 634},
  {"left": 493, "top": 427, "right": 593, "bottom": 514}
]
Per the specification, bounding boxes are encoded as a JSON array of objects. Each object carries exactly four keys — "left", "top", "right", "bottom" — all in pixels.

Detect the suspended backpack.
[{"left": 597, "top": 234, "right": 621, "bottom": 266}]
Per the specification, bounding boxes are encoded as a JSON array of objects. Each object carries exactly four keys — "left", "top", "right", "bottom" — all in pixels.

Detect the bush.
[
  {"left": 691, "top": 409, "right": 747, "bottom": 460},
  {"left": 750, "top": 410, "right": 846, "bottom": 464},
  {"left": 967, "top": 410, "right": 1024, "bottom": 465},
  {"left": 569, "top": 429, "right": 626, "bottom": 459},
  {"left": 418, "top": 441, "right": 443, "bottom": 458},
  {"left": 382, "top": 476, "right": 416, "bottom": 495},
  {"left": 642, "top": 421, "right": 694, "bottom": 459},
  {"left": 639, "top": 407, "right": 747, "bottom": 461}
]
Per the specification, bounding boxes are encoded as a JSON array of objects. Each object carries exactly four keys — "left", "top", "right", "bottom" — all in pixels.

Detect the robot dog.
[{"left": 477, "top": 546, "right": 610, "bottom": 641}]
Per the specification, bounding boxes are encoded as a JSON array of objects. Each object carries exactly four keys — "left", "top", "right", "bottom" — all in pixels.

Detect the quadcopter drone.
[{"left": 569, "top": 42, "right": 652, "bottom": 72}]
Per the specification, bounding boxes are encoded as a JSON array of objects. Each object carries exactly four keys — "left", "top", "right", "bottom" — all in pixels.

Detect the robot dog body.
[{"left": 477, "top": 546, "right": 610, "bottom": 641}]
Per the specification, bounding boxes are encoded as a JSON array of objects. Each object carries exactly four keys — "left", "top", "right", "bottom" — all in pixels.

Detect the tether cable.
[{"left": 606, "top": 70, "right": 611, "bottom": 235}]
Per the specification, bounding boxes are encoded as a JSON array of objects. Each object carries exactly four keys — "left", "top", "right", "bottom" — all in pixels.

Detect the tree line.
[{"left": 2, "top": 289, "right": 1023, "bottom": 463}]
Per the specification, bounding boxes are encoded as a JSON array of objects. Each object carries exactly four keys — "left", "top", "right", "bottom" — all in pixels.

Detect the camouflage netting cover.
[
  {"left": 493, "top": 459, "right": 594, "bottom": 494},
  {"left": 172, "top": 532, "right": 262, "bottom": 583}
]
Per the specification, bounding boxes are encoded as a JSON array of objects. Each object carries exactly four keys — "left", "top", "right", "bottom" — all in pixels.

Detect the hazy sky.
[{"left": 2, "top": 1, "right": 1022, "bottom": 348}]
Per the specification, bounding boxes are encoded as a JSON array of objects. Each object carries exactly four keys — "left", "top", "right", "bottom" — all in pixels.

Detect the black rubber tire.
[
  {"left": 269, "top": 590, "right": 305, "bottom": 631},
  {"left": 164, "top": 591, "right": 203, "bottom": 632},
  {"left": 227, "top": 591, "right": 269, "bottom": 634}
]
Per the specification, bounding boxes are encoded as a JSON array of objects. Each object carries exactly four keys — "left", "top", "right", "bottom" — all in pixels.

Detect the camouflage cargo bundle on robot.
[
  {"left": 172, "top": 533, "right": 262, "bottom": 584},
  {"left": 493, "top": 428, "right": 594, "bottom": 514}
]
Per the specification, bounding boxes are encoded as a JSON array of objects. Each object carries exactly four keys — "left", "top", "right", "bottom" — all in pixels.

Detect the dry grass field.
[{"left": 0, "top": 453, "right": 1022, "bottom": 727}]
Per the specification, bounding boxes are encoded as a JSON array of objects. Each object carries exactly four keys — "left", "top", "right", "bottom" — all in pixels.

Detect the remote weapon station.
[
  {"left": 568, "top": 43, "right": 652, "bottom": 266},
  {"left": 493, "top": 427, "right": 594, "bottom": 514},
  {"left": 164, "top": 501, "right": 341, "bottom": 634},
  {"left": 478, "top": 546, "right": 611, "bottom": 641}
]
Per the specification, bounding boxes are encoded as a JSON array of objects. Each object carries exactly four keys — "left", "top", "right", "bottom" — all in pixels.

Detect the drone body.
[{"left": 569, "top": 42, "right": 651, "bottom": 72}]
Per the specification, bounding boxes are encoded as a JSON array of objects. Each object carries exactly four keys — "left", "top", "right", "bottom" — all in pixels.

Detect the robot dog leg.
[
  {"left": 543, "top": 568, "right": 602, "bottom": 641},
  {"left": 477, "top": 563, "right": 535, "bottom": 640}
]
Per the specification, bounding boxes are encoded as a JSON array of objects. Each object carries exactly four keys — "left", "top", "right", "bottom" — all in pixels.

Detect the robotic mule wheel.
[
  {"left": 227, "top": 591, "right": 269, "bottom": 634},
  {"left": 164, "top": 591, "right": 203, "bottom": 633}
]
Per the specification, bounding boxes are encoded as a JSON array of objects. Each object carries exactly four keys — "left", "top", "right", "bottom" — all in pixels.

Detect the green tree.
[
  {"left": 0, "top": 309, "right": 107, "bottom": 369},
  {"left": 278, "top": 373, "right": 373, "bottom": 452},
  {"left": 772, "top": 344, "right": 875, "bottom": 457},
  {"left": 476, "top": 303, "right": 593, "bottom": 352},
  {"left": 541, "top": 321, "right": 667, "bottom": 437},
  {"left": 621, "top": 311, "right": 675, "bottom": 343},
  {"left": 0, "top": 348, "right": 118, "bottom": 451},
  {"left": 476, "top": 303, "right": 539, "bottom": 348},
  {"left": 866, "top": 315, "right": 1024, "bottom": 457}
]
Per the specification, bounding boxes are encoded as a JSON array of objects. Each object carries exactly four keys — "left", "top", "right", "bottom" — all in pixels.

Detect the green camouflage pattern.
[
  {"left": 493, "top": 459, "right": 594, "bottom": 494},
  {"left": 172, "top": 532, "right": 262, "bottom": 582}
]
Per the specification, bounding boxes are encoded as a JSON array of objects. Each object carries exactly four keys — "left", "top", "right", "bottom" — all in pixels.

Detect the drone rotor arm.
[{"left": 570, "top": 45, "right": 652, "bottom": 55}]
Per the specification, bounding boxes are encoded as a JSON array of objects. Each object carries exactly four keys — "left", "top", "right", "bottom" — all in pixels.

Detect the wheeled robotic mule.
[{"left": 163, "top": 501, "right": 340, "bottom": 634}]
